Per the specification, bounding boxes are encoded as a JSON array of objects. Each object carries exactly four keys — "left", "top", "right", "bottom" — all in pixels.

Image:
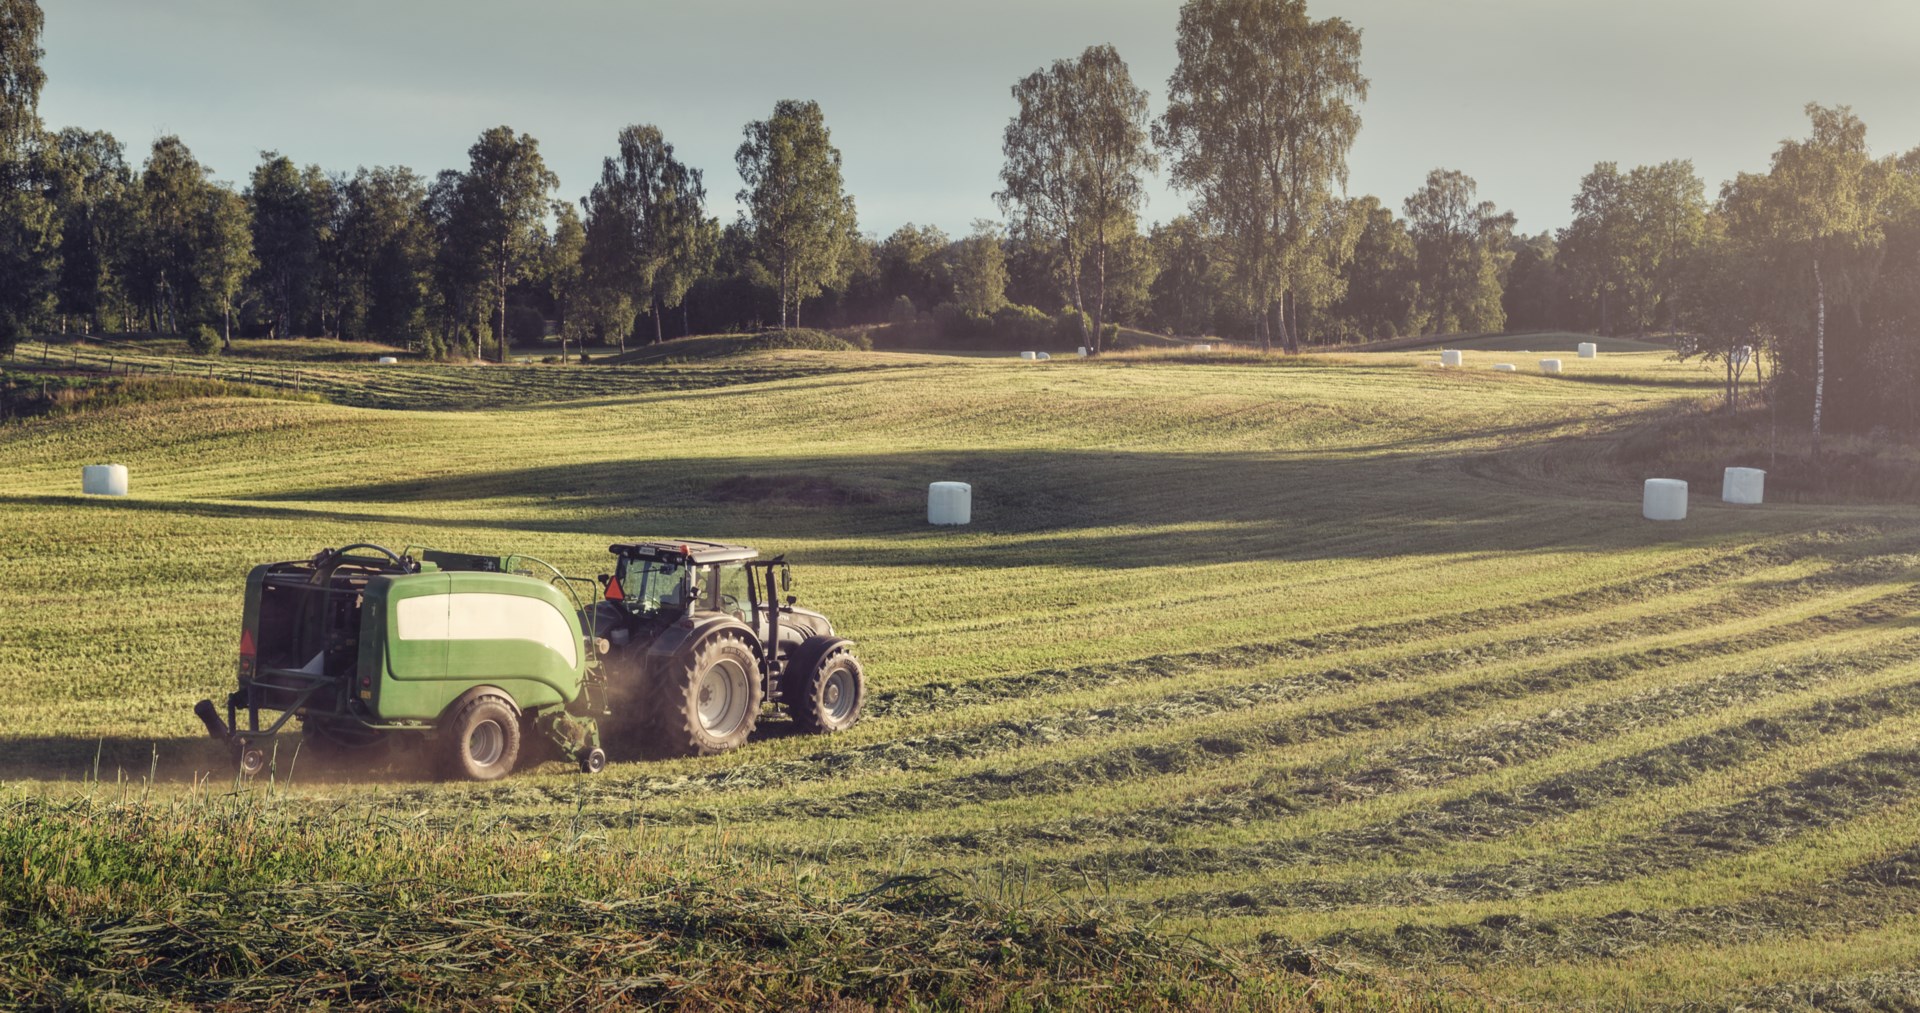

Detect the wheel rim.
[
  {"left": 468, "top": 719, "right": 505, "bottom": 767},
  {"left": 822, "top": 665, "right": 857, "bottom": 723},
  {"left": 697, "top": 657, "right": 749, "bottom": 736}
]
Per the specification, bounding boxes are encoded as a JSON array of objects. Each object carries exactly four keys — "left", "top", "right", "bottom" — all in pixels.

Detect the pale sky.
[{"left": 39, "top": 0, "right": 1920, "bottom": 239}]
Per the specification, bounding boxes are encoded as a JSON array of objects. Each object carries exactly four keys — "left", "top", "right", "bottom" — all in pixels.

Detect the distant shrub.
[
  {"left": 931, "top": 303, "right": 993, "bottom": 342},
  {"left": 888, "top": 295, "right": 917, "bottom": 324},
  {"left": 1101, "top": 323, "right": 1119, "bottom": 346},
  {"left": 1055, "top": 307, "right": 1091, "bottom": 348},
  {"left": 188, "top": 325, "right": 221, "bottom": 356},
  {"left": 994, "top": 304, "right": 1052, "bottom": 348}
]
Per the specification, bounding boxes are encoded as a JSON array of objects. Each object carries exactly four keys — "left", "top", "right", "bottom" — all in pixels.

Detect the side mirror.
[
  {"left": 597, "top": 574, "right": 610, "bottom": 587},
  {"left": 780, "top": 564, "right": 793, "bottom": 592},
  {"left": 786, "top": 594, "right": 797, "bottom": 606}
]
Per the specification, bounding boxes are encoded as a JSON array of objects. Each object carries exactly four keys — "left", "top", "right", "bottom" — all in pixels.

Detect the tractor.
[{"left": 195, "top": 540, "right": 864, "bottom": 780}]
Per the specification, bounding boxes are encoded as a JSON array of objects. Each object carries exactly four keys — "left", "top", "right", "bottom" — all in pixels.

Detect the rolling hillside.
[{"left": 1, "top": 346, "right": 1915, "bottom": 1008}]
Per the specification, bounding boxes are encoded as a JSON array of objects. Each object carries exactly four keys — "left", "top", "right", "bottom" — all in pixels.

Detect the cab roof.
[{"left": 609, "top": 539, "right": 760, "bottom": 565}]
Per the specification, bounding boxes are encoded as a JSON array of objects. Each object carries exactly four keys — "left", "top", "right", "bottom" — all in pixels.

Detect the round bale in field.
[
  {"left": 1493, "top": 363, "right": 1517, "bottom": 372},
  {"left": 1440, "top": 349, "right": 1463, "bottom": 367},
  {"left": 1578, "top": 342, "right": 1598, "bottom": 358},
  {"left": 1540, "top": 359, "right": 1564, "bottom": 374},
  {"left": 928, "top": 482, "right": 972, "bottom": 526},
  {"left": 81, "top": 464, "right": 128, "bottom": 496},
  {"left": 1723, "top": 467, "right": 1766, "bottom": 505},
  {"left": 1644, "top": 478, "right": 1688, "bottom": 521}
]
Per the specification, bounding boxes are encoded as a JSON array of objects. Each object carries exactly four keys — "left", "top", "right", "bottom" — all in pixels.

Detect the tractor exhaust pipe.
[{"left": 194, "top": 699, "right": 232, "bottom": 740}]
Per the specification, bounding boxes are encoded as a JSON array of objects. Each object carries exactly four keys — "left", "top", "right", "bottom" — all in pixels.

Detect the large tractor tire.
[
  {"left": 790, "top": 648, "right": 865, "bottom": 735},
  {"left": 439, "top": 694, "right": 522, "bottom": 781},
  {"left": 650, "top": 632, "right": 762, "bottom": 757}
]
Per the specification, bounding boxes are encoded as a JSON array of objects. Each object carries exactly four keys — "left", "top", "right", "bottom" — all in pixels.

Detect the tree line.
[{"left": 2, "top": 0, "right": 1917, "bottom": 436}]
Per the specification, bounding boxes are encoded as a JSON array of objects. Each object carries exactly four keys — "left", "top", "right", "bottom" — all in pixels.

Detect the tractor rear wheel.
[
  {"left": 650, "top": 632, "right": 761, "bottom": 757},
  {"left": 791, "top": 648, "right": 865, "bottom": 735},
  {"left": 440, "top": 694, "right": 521, "bottom": 781}
]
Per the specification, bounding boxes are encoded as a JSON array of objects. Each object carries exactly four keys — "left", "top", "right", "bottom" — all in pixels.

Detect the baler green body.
[{"left": 211, "top": 545, "right": 605, "bottom": 775}]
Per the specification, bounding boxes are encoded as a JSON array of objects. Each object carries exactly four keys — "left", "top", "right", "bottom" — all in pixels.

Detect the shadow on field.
[
  {"left": 0, "top": 732, "right": 436, "bottom": 785},
  {"left": 0, "top": 717, "right": 821, "bottom": 785},
  {"left": 214, "top": 426, "right": 1762, "bottom": 568}
]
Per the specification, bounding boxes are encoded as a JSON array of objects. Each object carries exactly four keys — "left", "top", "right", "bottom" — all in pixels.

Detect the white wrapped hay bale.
[
  {"left": 1189, "top": 343, "right": 1212, "bottom": 352},
  {"left": 1035, "top": 351, "right": 1051, "bottom": 361},
  {"left": 1019, "top": 351, "right": 1037, "bottom": 360},
  {"left": 1723, "top": 467, "right": 1766, "bottom": 505},
  {"left": 1493, "top": 363, "right": 1517, "bottom": 372},
  {"left": 1077, "top": 347, "right": 1089, "bottom": 357},
  {"left": 82, "top": 464, "right": 128, "bottom": 497},
  {"left": 1540, "top": 359, "right": 1563, "bottom": 374},
  {"left": 1643, "top": 479, "right": 1688, "bottom": 521},
  {"left": 928, "top": 482, "right": 972, "bottom": 526},
  {"left": 1440, "top": 349, "right": 1463, "bottom": 367},
  {"left": 377, "top": 356, "right": 399, "bottom": 364},
  {"left": 1578, "top": 342, "right": 1598, "bottom": 359}
]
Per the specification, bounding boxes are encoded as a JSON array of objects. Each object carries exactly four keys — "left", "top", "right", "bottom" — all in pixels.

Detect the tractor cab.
[{"left": 593, "top": 539, "right": 861, "bottom": 756}]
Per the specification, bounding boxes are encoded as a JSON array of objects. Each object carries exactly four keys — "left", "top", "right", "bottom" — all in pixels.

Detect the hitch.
[{"left": 194, "top": 699, "right": 231, "bottom": 740}]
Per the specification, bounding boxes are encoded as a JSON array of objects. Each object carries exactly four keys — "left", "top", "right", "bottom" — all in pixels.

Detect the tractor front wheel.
[
  {"left": 650, "top": 633, "right": 762, "bottom": 757},
  {"left": 440, "top": 694, "right": 522, "bottom": 781},
  {"left": 792, "top": 649, "right": 866, "bottom": 735}
]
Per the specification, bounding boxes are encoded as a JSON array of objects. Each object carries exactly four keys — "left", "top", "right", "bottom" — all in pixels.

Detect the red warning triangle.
[{"left": 605, "top": 576, "right": 624, "bottom": 602}]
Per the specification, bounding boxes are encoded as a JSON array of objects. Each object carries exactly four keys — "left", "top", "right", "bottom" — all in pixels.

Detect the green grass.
[{"left": 2, "top": 342, "right": 1916, "bottom": 1008}]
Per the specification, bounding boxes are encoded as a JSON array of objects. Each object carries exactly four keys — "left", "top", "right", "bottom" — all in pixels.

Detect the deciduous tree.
[
  {"left": 735, "top": 100, "right": 857, "bottom": 330},
  {"left": 1403, "top": 168, "right": 1515, "bottom": 335},
  {"left": 457, "top": 127, "right": 557, "bottom": 361},
  {"left": 1158, "top": 0, "right": 1367, "bottom": 353},
  {"left": 998, "top": 45, "right": 1155, "bottom": 355}
]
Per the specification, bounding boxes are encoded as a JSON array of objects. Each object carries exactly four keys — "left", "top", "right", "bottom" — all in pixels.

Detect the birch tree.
[
  {"left": 735, "top": 100, "right": 856, "bottom": 330},
  {"left": 997, "top": 45, "right": 1154, "bottom": 355},
  {"left": 1157, "top": 0, "right": 1366, "bottom": 353}
]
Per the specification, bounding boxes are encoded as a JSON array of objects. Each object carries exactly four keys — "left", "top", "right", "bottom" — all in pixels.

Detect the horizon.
[{"left": 40, "top": 0, "right": 1920, "bottom": 238}]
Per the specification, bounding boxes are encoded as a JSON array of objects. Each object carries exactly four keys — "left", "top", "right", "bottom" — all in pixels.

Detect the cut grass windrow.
[
  {"left": 762, "top": 588, "right": 1920, "bottom": 859},
  {"left": 1148, "top": 742, "right": 1920, "bottom": 916},
  {"left": 1316, "top": 835, "right": 1920, "bottom": 969},
  {"left": 463, "top": 560, "right": 1920, "bottom": 839},
  {"left": 867, "top": 531, "right": 1911, "bottom": 720}
]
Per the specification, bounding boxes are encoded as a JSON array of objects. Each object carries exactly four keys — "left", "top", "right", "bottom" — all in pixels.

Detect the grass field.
[{"left": 2, "top": 342, "right": 1917, "bottom": 1008}]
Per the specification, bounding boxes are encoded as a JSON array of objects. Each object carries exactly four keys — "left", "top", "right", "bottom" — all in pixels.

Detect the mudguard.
[
  {"left": 438, "top": 684, "right": 520, "bottom": 728},
  {"left": 782, "top": 635, "right": 855, "bottom": 698}
]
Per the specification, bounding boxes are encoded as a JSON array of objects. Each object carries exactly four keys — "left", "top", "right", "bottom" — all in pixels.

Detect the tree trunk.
[
  {"left": 653, "top": 295, "right": 664, "bottom": 344},
  {"left": 496, "top": 250, "right": 509, "bottom": 365},
  {"left": 1285, "top": 288, "right": 1300, "bottom": 354},
  {"left": 222, "top": 298, "right": 233, "bottom": 352},
  {"left": 1812, "top": 257, "right": 1826, "bottom": 456},
  {"left": 1091, "top": 223, "right": 1108, "bottom": 357},
  {"left": 682, "top": 302, "right": 690, "bottom": 338}
]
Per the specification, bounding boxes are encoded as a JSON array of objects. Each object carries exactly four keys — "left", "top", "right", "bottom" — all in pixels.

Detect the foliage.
[
  {"left": 1559, "top": 160, "right": 1708, "bottom": 335},
  {"left": 1329, "top": 196, "right": 1421, "bottom": 341},
  {"left": 950, "top": 219, "right": 1007, "bottom": 315},
  {"left": 1159, "top": 0, "right": 1367, "bottom": 352},
  {"left": 451, "top": 126, "right": 558, "bottom": 362},
  {"left": 999, "top": 45, "right": 1155, "bottom": 355},
  {"left": 1403, "top": 168, "right": 1516, "bottom": 335},
  {"left": 735, "top": 100, "right": 857, "bottom": 330},
  {"left": 582, "top": 124, "right": 717, "bottom": 347},
  {"left": 244, "top": 153, "right": 326, "bottom": 338},
  {"left": 186, "top": 322, "right": 220, "bottom": 355}
]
